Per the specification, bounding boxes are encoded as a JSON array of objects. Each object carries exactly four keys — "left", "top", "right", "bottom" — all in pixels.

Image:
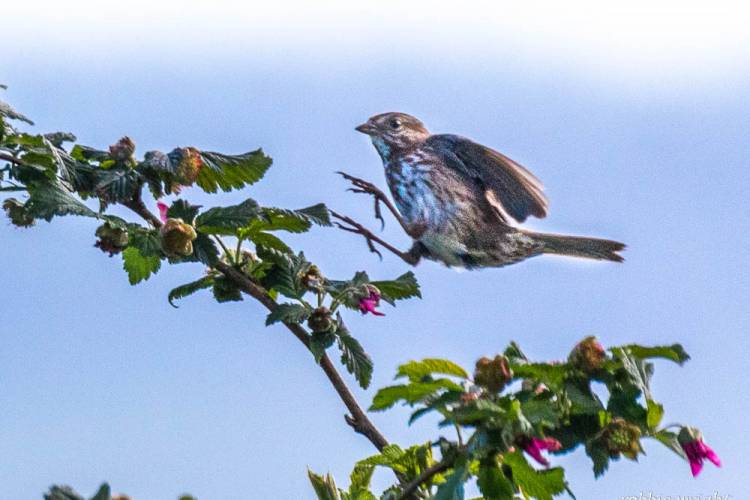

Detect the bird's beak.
[{"left": 355, "top": 122, "right": 377, "bottom": 135}]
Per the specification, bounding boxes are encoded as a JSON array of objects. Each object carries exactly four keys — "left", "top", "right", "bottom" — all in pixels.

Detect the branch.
[
  {"left": 396, "top": 461, "right": 451, "bottom": 500},
  {"left": 120, "top": 199, "right": 390, "bottom": 452}
]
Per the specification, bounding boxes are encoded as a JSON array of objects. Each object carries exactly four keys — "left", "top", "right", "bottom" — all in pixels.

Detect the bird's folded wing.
[{"left": 427, "top": 134, "right": 548, "bottom": 222}]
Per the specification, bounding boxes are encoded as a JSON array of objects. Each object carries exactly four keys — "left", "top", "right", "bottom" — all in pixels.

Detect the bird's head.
[{"left": 355, "top": 112, "right": 430, "bottom": 160}]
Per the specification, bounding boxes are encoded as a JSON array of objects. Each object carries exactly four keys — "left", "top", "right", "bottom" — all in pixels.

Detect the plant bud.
[
  {"left": 300, "top": 264, "right": 325, "bottom": 292},
  {"left": 109, "top": 136, "right": 136, "bottom": 167},
  {"left": 94, "top": 222, "right": 129, "bottom": 256},
  {"left": 160, "top": 218, "right": 197, "bottom": 257},
  {"left": 569, "top": 336, "right": 606, "bottom": 372},
  {"left": 307, "top": 306, "right": 334, "bottom": 333},
  {"left": 2, "top": 198, "right": 34, "bottom": 227},
  {"left": 473, "top": 355, "right": 513, "bottom": 393},
  {"left": 602, "top": 417, "right": 642, "bottom": 459},
  {"left": 172, "top": 147, "right": 203, "bottom": 187}
]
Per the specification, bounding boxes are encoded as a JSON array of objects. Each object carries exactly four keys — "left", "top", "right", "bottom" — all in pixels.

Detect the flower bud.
[
  {"left": 307, "top": 306, "right": 334, "bottom": 333},
  {"left": 602, "top": 417, "right": 642, "bottom": 459},
  {"left": 171, "top": 147, "right": 204, "bottom": 187},
  {"left": 160, "top": 218, "right": 197, "bottom": 257},
  {"left": 94, "top": 222, "right": 129, "bottom": 256},
  {"left": 2, "top": 198, "right": 34, "bottom": 227},
  {"left": 358, "top": 284, "right": 384, "bottom": 316},
  {"left": 109, "top": 136, "right": 136, "bottom": 167},
  {"left": 473, "top": 355, "right": 513, "bottom": 393},
  {"left": 300, "top": 264, "right": 325, "bottom": 292},
  {"left": 568, "top": 336, "right": 606, "bottom": 372}
]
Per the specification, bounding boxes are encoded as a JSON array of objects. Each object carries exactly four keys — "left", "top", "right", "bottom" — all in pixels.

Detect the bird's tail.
[{"left": 527, "top": 231, "right": 626, "bottom": 262}]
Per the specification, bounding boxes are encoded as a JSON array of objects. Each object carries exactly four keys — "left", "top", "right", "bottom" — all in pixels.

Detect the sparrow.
[{"left": 338, "top": 112, "right": 624, "bottom": 269}]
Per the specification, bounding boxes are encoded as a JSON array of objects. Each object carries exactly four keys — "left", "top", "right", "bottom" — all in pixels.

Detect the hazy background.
[{"left": 2, "top": 1, "right": 748, "bottom": 498}]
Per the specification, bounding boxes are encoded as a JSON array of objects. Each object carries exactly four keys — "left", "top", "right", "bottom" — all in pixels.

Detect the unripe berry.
[
  {"left": 473, "top": 355, "right": 513, "bottom": 393},
  {"left": 160, "top": 218, "right": 197, "bottom": 257},
  {"left": 602, "top": 417, "right": 642, "bottom": 459},
  {"left": 300, "top": 264, "right": 325, "bottom": 292},
  {"left": 307, "top": 307, "right": 334, "bottom": 333},
  {"left": 94, "top": 223, "right": 129, "bottom": 256},
  {"left": 569, "top": 336, "right": 606, "bottom": 372}
]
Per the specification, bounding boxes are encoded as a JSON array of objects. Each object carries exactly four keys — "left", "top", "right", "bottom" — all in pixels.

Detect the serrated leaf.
[
  {"left": 25, "top": 183, "right": 96, "bottom": 220},
  {"left": 248, "top": 231, "right": 292, "bottom": 254},
  {"left": 167, "top": 199, "right": 201, "bottom": 223},
  {"left": 94, "top": 168, "right": 139, "bottom": 202},
  {"left": 195, "top": 198, "right": 260, "bottom": 234},
  {"left": 307, "top": 470, "right": 340, "bottom": 500},
  {"left": 250, "top": 203, "right": 331, "bottom": 234},
  {"left": 89, "top": 483, "right": 111, "bottom": 500},
  {"left": 396, "top": 358, "right": 468, "bottom": 382},
  {"left": 196, "top": 149, "right": 272, "bottom": 193},
  {"left": 44, "top": 485, "right": 85, "bottom": 500},
  {"left": 370, "top": 379, "right": 464, "bottom": 411},
  {"left": 168, "top": 276, "right": 215, "bottom": 307},
  {"left": 512, "top": 362, "right": 568, "bottom": 389},
  {"left": 477, "top": 464, "right": 514, "bottom": 500},
  {"left": 336, "top": 316, "right": 373, "bottom": 389},
  {"left": 371, "top": 271, "right": 421, "bottom": 304},
  {"left": 212, "top": 275, "right": 243, "bottom": 303},
  {"left": 261, "top": 251, "right": 310, "bottom": 299},
  {"left": 646, "top": 399, "right": 664, "bottom": 430},
  {"left": 434, "top": 462, "right": 468, "bottom": 500},
  {"left": 128, "top": 227, "right": 162, "bottom": 257},
  {"left": 122, "top": 246, "right": 161, "bottom": 285},
  {"left": 502, "top": 452, "right": 567, "bottom": 500},
  {"left": 310, "top": 330, "right": 336, "bottom": 363},
  {"left": 265, "top": 303, "right": 310, "bottom": 326},
  {"left": 653, "top": 430, "right": 687, "bottom": 459},
  {"left": 619, "top": 344, "right": 690, "bottom": 365}
]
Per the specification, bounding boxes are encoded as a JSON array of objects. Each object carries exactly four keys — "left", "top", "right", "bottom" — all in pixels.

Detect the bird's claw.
[
  {"left": 332, "top": 212, "right": 384, "bottom": 260},
  {"left": 337, "top": 171, "right": 388, "bottom": 230}
]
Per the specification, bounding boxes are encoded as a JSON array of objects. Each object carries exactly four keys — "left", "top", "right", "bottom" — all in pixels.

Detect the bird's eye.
[{"left": 389, "top": 119, "right": 401, "bottom": 130}]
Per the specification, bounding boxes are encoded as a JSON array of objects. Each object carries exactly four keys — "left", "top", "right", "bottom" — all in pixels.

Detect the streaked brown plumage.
[{"left": 346, "top": 112, "right": 625, "bottom": 269}]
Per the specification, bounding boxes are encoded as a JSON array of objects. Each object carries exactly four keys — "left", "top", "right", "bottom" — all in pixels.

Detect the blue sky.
[{"left": 2, "top": 2, "right": 749, "bottom": 498}]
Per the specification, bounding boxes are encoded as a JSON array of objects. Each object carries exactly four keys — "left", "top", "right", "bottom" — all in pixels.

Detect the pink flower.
[
  {"left": 520, "top": 437, "right": 562, "bottom": 466},
  {"left": 358, "top": 289, "right": 384, "bottom": 316},
  {"left": 157, "top": 201, "right": 169, "bottom": 223},
  {"left": 679, "top": 427, "right": 721, "bottom": 477}
]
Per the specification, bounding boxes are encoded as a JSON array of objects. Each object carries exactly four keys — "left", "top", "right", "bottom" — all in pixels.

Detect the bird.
[{"left": 335, "top": 112, "right": 625, "bottom": 269}]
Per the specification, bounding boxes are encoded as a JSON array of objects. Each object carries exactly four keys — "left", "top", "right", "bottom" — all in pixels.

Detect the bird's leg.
[
  {"left": 330, "top": 210, "right": 422, "bottom": 266},
  {"left": 337, "top": 171, "right": 411, "bottom": 234}
]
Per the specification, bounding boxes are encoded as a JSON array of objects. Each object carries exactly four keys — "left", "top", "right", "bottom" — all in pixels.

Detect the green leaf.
[
  {"left": 94, "top": 168, "right": 139, "bottom": 202},
  {"left": 653, "top": 430, "right": 687, "bottom": 459},
  {"left": 250, "top": 203, "right": 331, "bottom": 233},
  {"left": 371, "top": 271, "right": 421, "bottom": 304},
  {"left": 44, "top": 485, "right": 85, "bottom": 500},
  {"left": 348, "top": 463, "right": 375, "bottom": 494},
  {"left": 191, "top": 233, "right": 220, "bottom": 265},
  {"left": 434, "top": 462, "right": 468, "bottom": 500},
  {"left": 646, "top": 399, "right": 664, "bottom": 430},
  {"left": 196, "top": 149, "right": 272, "bottom": 193},
  {"left": 584, "top": 440, "right": 610, "bottom": 478},
  {"left": 128, "top": 226, "right": 162, "bottom": 257},
  {"left": 248, "top": 231, "right": 293, "bottom": 254},
  {"left": 477, "top": 464, "right": 514, "bottom": 500},
  {"left": 370, "top": 379, "right": 464, "bottom": 411},
  {"left": 396, "top": 358, "right": 468, "bottom": 382},
  {"left": 511, "top": 362, "right": 567, "bottom": 389},
  {"left": 336, "top": 316, "right": 373, "bottom": 389},
  {"left": 565, "top": 382, "right": 604, "bottom": 416},
  {"left": 0, "top": 98, "right": 34, "bottom": 124},
  {"left": 502, "top": 452, "right": 567, "bottom": 500},
  {"left": 26, "top": 183, "right": 97, "bottom": 220},
  {"left": 265, "top": 303, "right": 310, "bottom": 326},
  {"left": 168, "top": 276, "right": 215, "bottom": 308},
  {"left": 88, "top": 483, "right": 111, "bottom": 500},
  {"left": 195, "top": 198, "right": 260, "bottom": 234},
  {"left": 167, "top": 199, "right": 201, "bottom": 223},
  {"left": 212, "top": 275, "right": 243, "bottom": 303},
  {"left": 122, "top": 246, "right": 161, "bottom": 285},
  {"left": 261, "top": 251, "right": 310, "bottom": 299},
  {"left": 307, "top": 470, "right": 340, "bottom": 500},
  {"left": 619, "top": 344, "right": 690, "bottom": 365},
  {"left": 309, "top": 330, "right": 336, "bottom": 363}
]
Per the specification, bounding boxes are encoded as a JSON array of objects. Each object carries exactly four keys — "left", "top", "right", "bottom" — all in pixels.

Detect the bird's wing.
[{"left": 427, "top": 134, "right": 548, "bottom": 222}]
